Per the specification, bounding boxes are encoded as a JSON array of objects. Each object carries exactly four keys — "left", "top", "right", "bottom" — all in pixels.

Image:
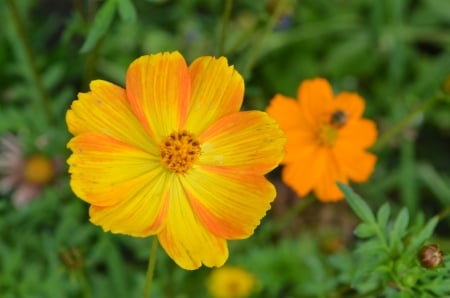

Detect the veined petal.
[
  {"left": 333, "top": 145, "right": 377, "bottom": 183},
  {"left": 297, "top": 78, "right": 334, "bottom": 128},
  {"left": 334, "top": 92, "right": 365, "bottom": 121},
  {"left": 68, "top": 133, "right": 158, "bottom": 206},
  {"left": 181, "top": 166, "right": 275, "bottom": 239},
  {"left": 66, "top": 80, "right": 154, "bottom": 152},
  {"left": 282, "top": 145, "right": 327, "bottom": 197},
  {"left": 158, "top": 177, "right": 228, "bottom": 270},
  {"left": 314, "top": 153, "right": 348, "bottom": 202},
  {"left": 68, "top": 133, "right": 169, "bottom": 236},
  {"left": 185, "top": 56, "right": 244, "bottom": 134},
  {"left": 266, "top": 94, "right": 303, "bottom": 130},
  {"left": 125, "top": 52, "right": 191, "bottom": 142},
  {"left": 198, "top": 111, "right": 285, "bottom": 174},
  {"left": 339, "top": 119, "right": 377, "bottom": 149}
]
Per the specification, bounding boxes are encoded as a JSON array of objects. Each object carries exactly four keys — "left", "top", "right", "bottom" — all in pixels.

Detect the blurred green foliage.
[{"left": 1, "top": 0, "right": 449, "bottom": 297}]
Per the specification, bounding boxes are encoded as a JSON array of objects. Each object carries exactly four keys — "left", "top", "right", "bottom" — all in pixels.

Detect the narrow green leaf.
[
  {"left": 377, "top": 203, "right": 391, "bottom": 231},
  {"left": 354, "top": 222, "right": 377, "bottom": 238},
  {"left": 116, "top": 0, "right": 137, "bottom": 22},
  {"left": 338, "top": 182, "right": 376, "bottom": 223},
  {"left": 406, "top": 216, "right": 439, "bottom": 254},
  {"left": 388, "top": 207, "right": 409, "bottom": 250},
  {"left": 80, "top": 0, "right": 117, "bottom": 53}
]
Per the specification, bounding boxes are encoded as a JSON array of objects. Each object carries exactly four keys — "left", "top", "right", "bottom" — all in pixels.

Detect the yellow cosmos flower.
[
  {"left": 207, "top": 266, "right": 257, "bottom": 298},
  {"left": 266, "top": 78, "right": 377, "bottom": 202},
  {"left": 66, "top": 51, "right": 285, "bottom": 270}
]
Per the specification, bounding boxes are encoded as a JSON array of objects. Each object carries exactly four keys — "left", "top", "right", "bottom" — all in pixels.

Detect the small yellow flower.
[
  {"left": 267, "top": 78, "right": 377, "bottom": 202},
  {"left": 66, "top": 51, "right": 285, "bottom": 270},
  {"left": 207, "top": 266, "right": 257, "bottom": 298}
]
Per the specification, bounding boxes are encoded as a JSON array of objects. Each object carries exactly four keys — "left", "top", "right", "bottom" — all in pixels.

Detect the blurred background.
[{"left": 1, "top": 0, "right": 449, "bottom": 297}]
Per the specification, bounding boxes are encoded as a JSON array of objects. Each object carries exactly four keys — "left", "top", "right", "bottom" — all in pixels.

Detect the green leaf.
[
  {"left": 80, "top": 0, "right": 117, "bottom": 53},
  {"left": 377, "top": 203, "right": 391, "bottom": 231},
  {"left": 116, "top": 0, "right": 137, "bottom": 22},
  {"left": 354, "top": 223, "right": 377, "bottom": 238},
  {"left": 406, "top": 216, "right": 439, "bottom": 254},
  {"left": 388, "top": 207, "right": 409, "bottom": 250},
  {"left": 338, "top": 182, "right": 376, "bottom": 223}
]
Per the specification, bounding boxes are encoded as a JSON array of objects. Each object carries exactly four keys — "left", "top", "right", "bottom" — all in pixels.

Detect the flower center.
[
  {"left": 159, "top": 130, "right": 201, "bottom": 174},
  {"left": 318, "top": 124, "right": 339, "bottom": 147},
  {"left": 23, "top": 154, "right": 54, "bottom": 185}
]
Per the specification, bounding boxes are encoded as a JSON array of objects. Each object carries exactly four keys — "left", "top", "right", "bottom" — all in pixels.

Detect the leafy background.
[{"left": 1, "top": 0, "right": 449, "bottom": 297}]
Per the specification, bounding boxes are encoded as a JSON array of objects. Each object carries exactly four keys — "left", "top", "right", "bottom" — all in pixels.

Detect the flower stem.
[
  {"left": 219, "top": 0, "right": 233, "bottom": 56},
  {"left": 144, "top": 237, "right": 159, "bottom": 298},
  {"left": 373, "top": 92, "right": 447, "bottom": 151},
  {"left": 6, "top": 0, "right": 55, "bottom": 124},
  {"left": 242, "top": 0, "right": 291, "bottom": 79}
]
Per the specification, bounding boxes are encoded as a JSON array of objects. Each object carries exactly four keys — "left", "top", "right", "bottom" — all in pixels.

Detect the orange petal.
[
  {"left": 184, "top": 56, "right": 244, "bottom": 135},
  {"left": 338, "top": 119, "right": 378, "bottom": 149},
  {"left": 282, "top": 145, "right": 327, "bottom": 197},
  {"left": 198, "top": 111, "right": 285, "bottom": 174},
  {"left": 67, "top": 133, "right": 168, "bottom": 235},
  {"left": 266, "top": 94, "right": 304, "bottom": 130},
  {"left": 283, "top": 129, "right": 317, "bottom": 163},
  {"left": 333, "top": 145, "right": 377, "bottom": 183},
  {"left": 313, "top": 152, "right": 349, "bottom": 202},
  {"left": 297, "top": 78, "right": 334, "bottom": 127},
  {"left": 125, "top": 52, "right": 191, "bottom": 142},
  {"left": 334, "top": 92, "right": 365, "bottom": 121},
  {"left": 66, "top": 80, "right": 154, "bottom": 152},
  {"left": 157, "top": 177, "right": 228, "bottom": 270},
  {"left": 180, "top": 165, "right": 275, "bottom": 239}
]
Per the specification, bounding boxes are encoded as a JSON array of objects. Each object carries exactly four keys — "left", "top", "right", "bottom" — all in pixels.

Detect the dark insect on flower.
[
  {"left": 330, "top": 110, "right": 348, "bottom": 128},
  {"left": 418, "top": 244, "right": 444, "bottom": 268}
]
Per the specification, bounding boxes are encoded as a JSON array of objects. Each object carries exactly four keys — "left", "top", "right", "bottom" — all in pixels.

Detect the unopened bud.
[{"left": 418, "top": 244, "right": 444, "bottom": 269}]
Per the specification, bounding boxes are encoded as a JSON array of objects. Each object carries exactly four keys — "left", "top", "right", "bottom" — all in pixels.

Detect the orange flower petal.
[
  {"left": 157, "top": 177, "right": 228, "bottom": 270},
  {"left": 125, "top": 52, "right": 191, "bottom": 142},
  {"left": 266, "top": 94, "right": 304, "bottom": 130},
  {"left": 313, "top": 153, "right": 349, "bottom": 202},
  {"left": 198, "top": 111, "right": 285, "bottom": 174},
  {"left": 282, "top": 145, "right": 327, "bottom": 196},
  {"left": 339, "top": 119, "right": 378, "bottom": 149},
  {"left": 333, "top": 145, "right": 377, "bottom": 183},
  {"left": 67, "top": 133, "right": 168, "bottom": 235},
  {"left": 185, "top": 56, "right": 244, "bottom": 134},
  {"left": 297, "top": 78, "right": 334, "bottom": 127},
  {"left": 334, "top": 92, "right": 365, "bottom": 121},
  {"left": 283, "top": 129, "right": 317, "bottom": 163},
  {"left": 180, "top": 166, "right": 275, "bottom": 239},
  {"left": 66, "top": 80, "right": 154, "bottom": 152}
]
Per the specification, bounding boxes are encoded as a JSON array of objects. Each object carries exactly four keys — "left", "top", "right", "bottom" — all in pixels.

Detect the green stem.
[
  {"left": 219, "top": 0, "right": 233, "bottom": 56},
  {"left": 373, "top": 92, "right": 447, "bottom": 151},
  {"left": 76, "top": 269, "right": 91, "bottom": 298},
  {"left": 144, "top": 237, "right": 159, "bottom": 298},
  {"left": 242, "top": 0, "right": 291, "bottom": 79},
  {"left": 6, "top": 0, "right": 55, "bottom": 124}
]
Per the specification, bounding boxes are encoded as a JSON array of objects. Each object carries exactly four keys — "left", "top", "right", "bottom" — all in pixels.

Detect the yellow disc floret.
[
  {"left": 23, "top": 154, "right": 55, "bottom": 185},
  {"left": 160, "top": 130, "right": 201, "bottom": 174}
]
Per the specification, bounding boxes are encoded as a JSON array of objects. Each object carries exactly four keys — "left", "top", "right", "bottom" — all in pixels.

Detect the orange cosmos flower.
[
  {"left": 66, "top": 51, "right": 285, "bottom": 270},
  {"left": 266, "top": 78, "right": 377, "bottom": 202}
]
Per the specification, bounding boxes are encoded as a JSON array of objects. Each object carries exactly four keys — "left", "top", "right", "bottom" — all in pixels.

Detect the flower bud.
[{"left": 418, "top": 244, "right": 444, "bottom": 268}]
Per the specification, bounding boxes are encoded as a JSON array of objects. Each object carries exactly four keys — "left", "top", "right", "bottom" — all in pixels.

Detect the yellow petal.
[
  {"left": 181, "top": 165, "right": 275, "bottom": 239},
  {"left": 199, "top": 111, "right": 285, "bottom": 174},
  {"left": 297, "top": 78, "right": 334, "bottom": 127},
  {"left": 125, "top": 52, "right": 191, "bottom": 142},
  {"left": 66, "top": 80, "right": 154, "bottom": 152},
  {"left": 157, "top": 176, "right": 228, "bottom": 270},
  {"left": 185, "top": 56, "right": 244, "bottom": 134},
  {"left": 282, "top": 145, "right": 327, "bottom": 197},
  {"left": 68, "top": 133, "right": 169, "bottom": 236}
]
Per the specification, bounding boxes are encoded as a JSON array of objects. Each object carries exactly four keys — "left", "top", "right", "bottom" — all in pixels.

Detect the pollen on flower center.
[
  {"left": 23, "top": 154, "right": 55, "bottom": 185},
  {"left": 318, "top": 124, "right": 339, "bottom": 147},
  {"left": 160, "top": 130, "right": 201, "bottom": 174}
]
